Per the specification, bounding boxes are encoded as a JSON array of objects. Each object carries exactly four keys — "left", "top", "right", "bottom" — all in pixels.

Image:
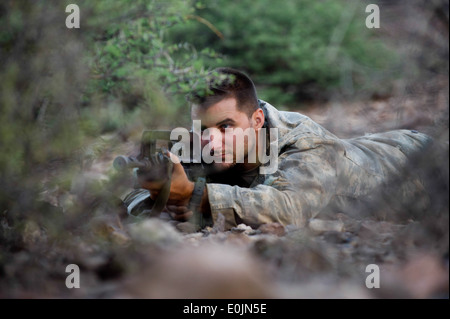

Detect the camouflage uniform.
[
  {"left": 124, "top": 100, "right": 432, "bottom": 230},
  {"left": 205, "top": 100, "right": 432, "bottom": 229}
]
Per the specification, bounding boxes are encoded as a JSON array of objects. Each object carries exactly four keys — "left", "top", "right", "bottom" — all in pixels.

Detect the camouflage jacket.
[{"left": 205, "top": 100, "right": 432, "bottom": 230}]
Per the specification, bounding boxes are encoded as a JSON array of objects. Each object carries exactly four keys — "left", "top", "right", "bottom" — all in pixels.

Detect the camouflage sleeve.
[{"left": 206, "top": 144, "right": 338, "bottom": 229}]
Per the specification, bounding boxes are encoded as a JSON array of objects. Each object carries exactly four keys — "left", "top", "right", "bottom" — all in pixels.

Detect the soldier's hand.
[
  {"left": 137, "top": 169, "right": 167, "bottom": 199},
  {"left": 165, "top": 205, "right": 193, "bottom": 221},
  {"left": 139, "top": 151, "right": 195, "bottom": 207}
]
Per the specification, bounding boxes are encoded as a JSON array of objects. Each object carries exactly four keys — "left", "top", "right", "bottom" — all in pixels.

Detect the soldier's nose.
[{"left": 210, "top": 133, "right": 224, "bottom": 150}]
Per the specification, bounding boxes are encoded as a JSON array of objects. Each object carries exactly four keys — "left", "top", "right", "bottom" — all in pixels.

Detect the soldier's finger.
[
  {"left": 166, "top": 151, "right": 181, "bottom": 164},
  {"left": 166, "top": 205, "right": 189, "bottom": 214},
  {"left": 167, "top": 151, "right": 186, "bottom": 175},
  {"left": 172, "top": 210, "right": 193, "bottom": 221}
]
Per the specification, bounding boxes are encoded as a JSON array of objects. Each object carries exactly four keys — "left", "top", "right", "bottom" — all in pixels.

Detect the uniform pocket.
[{"left": 342, "top": 141, "right": 385, "bottom": 177}]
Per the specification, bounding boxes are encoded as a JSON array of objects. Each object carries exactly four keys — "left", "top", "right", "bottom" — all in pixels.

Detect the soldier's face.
[{"left": 191, "top": 97, "right": 264, "bottom": 172}]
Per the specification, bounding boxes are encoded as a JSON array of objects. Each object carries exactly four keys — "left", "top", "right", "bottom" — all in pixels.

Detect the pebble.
[
  {"left": 127, "top": 219, "right": 182, "bottom": 246},
  {"left": 308, "top": 219, "right": 344, "bottom": 234}
]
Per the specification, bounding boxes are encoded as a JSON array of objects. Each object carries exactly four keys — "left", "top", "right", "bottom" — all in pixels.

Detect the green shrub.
[
  {"left": 82, "top": 0, "right": 223, "bottom": 131},
  {"left": 169, "top": 0, "right": 398, "bottom": 107},
  {"left": 0, "top": 0, "right": 217, "bottom": 235}
]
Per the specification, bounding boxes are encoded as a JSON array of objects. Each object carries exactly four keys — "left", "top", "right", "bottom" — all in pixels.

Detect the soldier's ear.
[{"left": 252, "top": 108, "right": 265, "bottom": 129}]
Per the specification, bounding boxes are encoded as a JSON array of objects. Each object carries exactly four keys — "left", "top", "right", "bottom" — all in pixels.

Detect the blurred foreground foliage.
[{"left": 0, "top": 0, "right": 218, "bottom": 246}]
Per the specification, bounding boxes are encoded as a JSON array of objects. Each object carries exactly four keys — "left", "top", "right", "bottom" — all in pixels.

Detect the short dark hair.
[{"left": 188, "top": 67, "right": 259, "bottom": 116}]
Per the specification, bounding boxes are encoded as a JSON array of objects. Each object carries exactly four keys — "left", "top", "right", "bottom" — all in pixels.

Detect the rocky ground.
[{"left": 3, "top": 204, "right": 447, "bottom": 299}]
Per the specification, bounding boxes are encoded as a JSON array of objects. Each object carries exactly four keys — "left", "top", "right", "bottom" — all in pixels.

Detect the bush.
[
  {"left": 82, "top": 0, "right": 223, "bottom": 131},
  {"left": 168, "top": 0, "right": 398, "bottom": 107}
]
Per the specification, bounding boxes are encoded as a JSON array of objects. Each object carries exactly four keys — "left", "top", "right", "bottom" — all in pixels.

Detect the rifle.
[{"left": 113, "top": 130, "right": 208, "bottom": 228}]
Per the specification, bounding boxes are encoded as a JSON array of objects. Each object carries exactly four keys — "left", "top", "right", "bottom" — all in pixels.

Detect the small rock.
[
  {"left": 226, "top": 232, "right": 252, "bottom": 245},
  {"left": 183, "top": 232, "right": 204, "bottom": 246},
  {"left": 322, "top": 231, "right": 353, "bottom": 244},
  {"left": 399, "top": 253, "right": 449, "bottom": 298},
  {"left": 231, "top": 224, "right": 253, "bottom": 234},
  {"left": 335, "top": 213, "right": 361, "bottom": 234},
  {"left": 128, "top": 219, "right": 182, "bottom": 246},
  {"left": 90, "top": 213, "right": 130, "bottom": 245},
  {"left": 248, "top": 229, "right": 262, "bottom": 236},
  {"left": 308, "top": 219, "right": 344, "bottom": 234},
  {"left": 176, "top": 221, "right": 198, "bottom": 234},
  {"left": 258, "top": 222, "right": 286, "bottom": 237}
]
